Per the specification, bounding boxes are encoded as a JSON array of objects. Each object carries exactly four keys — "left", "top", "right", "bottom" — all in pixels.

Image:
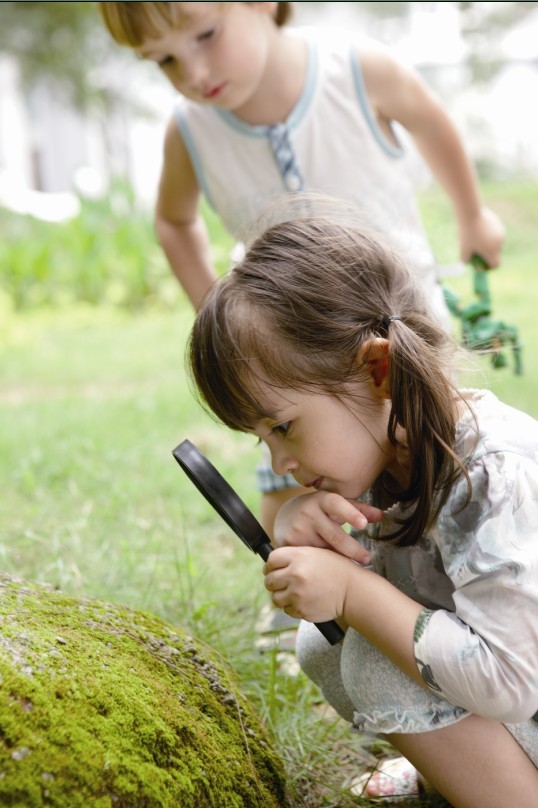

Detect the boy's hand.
[
  {"left": 273, "top": 491, "right": 383, "bottom": 565},
  {"left": 459, "top": 206, "right": 505, "bottom": 269},
  {"left": 263, "top": 546, "right": 357, "bottom": 623}
]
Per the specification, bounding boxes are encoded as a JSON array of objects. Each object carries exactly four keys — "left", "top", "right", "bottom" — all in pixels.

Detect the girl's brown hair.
[
  {"left": 189, "top": 214, "right": 469, "bottom": 547},
  {"left": 97, "top": 2, "right": 293, "bottom": 47}
]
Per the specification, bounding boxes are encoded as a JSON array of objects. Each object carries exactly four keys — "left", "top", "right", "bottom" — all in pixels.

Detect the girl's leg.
[
  {"left": 391, "top": 716, "right": 538, "bottom": 808},
  {"left": 505, "top": 718, "right": 538, "bottom": 767},
  {"left": 340, "top": 628, "right": 538, "bottom": 807}
]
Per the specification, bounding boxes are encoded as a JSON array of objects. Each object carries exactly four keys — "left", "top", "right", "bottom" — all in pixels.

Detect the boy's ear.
[
  {"left": 253, "top": 2, "right": 279, "bottom": 16},
  {"left": 356, "top": 338, "right": 390, "bottom": 397}
]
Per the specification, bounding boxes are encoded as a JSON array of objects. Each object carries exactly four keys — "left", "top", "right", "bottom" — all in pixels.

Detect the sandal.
[{"left": 350, "top": 756, "right": 421, "bottom": 802}]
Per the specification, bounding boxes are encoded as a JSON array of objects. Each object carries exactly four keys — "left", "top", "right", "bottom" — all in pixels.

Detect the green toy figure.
[{"left": 443, "top": 255, "right": 523, "bottom": 375}]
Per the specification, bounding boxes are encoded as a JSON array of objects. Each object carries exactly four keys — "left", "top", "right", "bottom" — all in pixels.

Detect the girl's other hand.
[{"left": 273, "top": 491, "right": 383, "bottom": 565}]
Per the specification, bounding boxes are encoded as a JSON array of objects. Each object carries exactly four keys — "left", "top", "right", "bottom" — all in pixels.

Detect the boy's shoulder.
[{"left": 291, "top": 25, "right": 401, "bottom": 80}]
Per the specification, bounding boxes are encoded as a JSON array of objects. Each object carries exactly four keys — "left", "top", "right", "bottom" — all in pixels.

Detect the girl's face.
[
  {"left": 136, "top": 3, "right": 277, "bottom": 112},
  {"left": 251, "top": 375, "right": 401, "bottom": 501}
]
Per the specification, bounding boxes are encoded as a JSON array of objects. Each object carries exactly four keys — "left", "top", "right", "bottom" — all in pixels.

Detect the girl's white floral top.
[{"left": 368, "top": 389, "right": 538, "bottom": 724}]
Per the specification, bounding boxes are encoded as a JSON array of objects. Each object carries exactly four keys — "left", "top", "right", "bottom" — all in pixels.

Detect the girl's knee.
[{"left": 341, "top": 629, "right": 468, "bottom": 735}]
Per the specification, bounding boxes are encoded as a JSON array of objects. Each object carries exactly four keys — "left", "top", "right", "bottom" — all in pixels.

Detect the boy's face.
[{"left": 136, "top": 3, "right": 277, "bottom": 111}]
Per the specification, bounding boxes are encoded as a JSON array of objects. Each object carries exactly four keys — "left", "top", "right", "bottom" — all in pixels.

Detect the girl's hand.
[
  {"left": 459, "top": 206, "right": 505, "bottom": 269},
  {"left": 263, "top": 546, "right": 357, "bottom": 623},
  {"left": 273, "top": 491, "right": 383, "bottom": 564}
]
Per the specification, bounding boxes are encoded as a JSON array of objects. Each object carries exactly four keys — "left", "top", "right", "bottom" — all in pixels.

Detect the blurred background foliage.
[{"left": 0, "top": 180, "right": 234, "bottom": 311}]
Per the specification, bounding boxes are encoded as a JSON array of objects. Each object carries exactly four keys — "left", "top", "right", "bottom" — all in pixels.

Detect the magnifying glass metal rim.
[{"left": 172, "top": 439, "right": 272, "bottom": 558}]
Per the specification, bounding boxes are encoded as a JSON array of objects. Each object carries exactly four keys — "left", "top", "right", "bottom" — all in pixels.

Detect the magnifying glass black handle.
[
  {"left": 255, "top": 540, "right": 345, "bottom": 645},
  {"left": 311, "top": 620, "right": 344, "bottom": 645}
]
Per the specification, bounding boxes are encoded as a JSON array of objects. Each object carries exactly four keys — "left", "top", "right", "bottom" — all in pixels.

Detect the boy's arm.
[
  {"left": 155, "top": 118, "right": 218, "bottom": 309},
  {"left": 360, "top": 43, "right": 504, "bottom": 267}
]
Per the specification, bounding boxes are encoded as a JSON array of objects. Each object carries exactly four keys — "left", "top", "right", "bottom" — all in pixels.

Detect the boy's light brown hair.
[{"left": 98, "top": 2, "right": 293, "bottom": 47}]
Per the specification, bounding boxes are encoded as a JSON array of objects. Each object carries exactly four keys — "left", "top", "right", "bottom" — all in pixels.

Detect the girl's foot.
[{"left": 350, "top": 756, "right": 420, "bottom": 801}]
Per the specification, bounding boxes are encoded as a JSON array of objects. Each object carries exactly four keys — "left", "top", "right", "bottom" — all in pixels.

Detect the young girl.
[
  {"left": 187, "top": 211, "right": 538, "bottom": 806},
  {"left": 98, "top": 2, "right": 506, "bottom": 541}
]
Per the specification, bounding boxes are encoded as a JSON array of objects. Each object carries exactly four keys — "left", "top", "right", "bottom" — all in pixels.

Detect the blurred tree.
[
  {"left": 298, "top": 2, "right": 537, "bottom": 84},
  {"left": 458, "top": 1, "right": 538, "bottom": 83},
  {"left": 364, "top": 2, "right": 412, "bottom": 17},
  {"left": 0, "top": 2, "right": 114, "bottom": 108}
]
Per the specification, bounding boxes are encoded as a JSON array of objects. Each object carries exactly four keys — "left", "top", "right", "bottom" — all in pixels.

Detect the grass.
[{"left": 0, "top": 178, "right": 536, "bottom": 806}]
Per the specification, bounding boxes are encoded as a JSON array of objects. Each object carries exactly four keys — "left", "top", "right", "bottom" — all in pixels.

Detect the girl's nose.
[{"left": 270, "top": 447, "right": 298, "bottom": 478}]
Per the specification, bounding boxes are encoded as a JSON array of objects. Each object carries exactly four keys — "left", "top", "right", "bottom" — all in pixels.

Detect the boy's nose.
[{"left": 182, "top": 56, "right": 209, "bottom": 90}]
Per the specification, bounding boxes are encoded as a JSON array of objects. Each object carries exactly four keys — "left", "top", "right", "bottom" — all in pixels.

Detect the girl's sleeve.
[{"left": 413, "top": 451, "right": 538, "bottom": 723}]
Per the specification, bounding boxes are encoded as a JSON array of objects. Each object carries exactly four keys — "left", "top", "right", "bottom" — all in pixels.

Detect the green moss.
[{"left": 0, "top": 574, "right": 290, "bottom": 807}]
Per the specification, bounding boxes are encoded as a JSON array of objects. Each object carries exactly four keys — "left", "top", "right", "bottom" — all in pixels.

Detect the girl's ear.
[{"left": 356, "top": 338, "right": 390, "bottom": 398}]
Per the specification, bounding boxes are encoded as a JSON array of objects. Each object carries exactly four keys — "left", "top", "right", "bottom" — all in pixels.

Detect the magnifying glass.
[{"left": 172, "top": 439, "right": 344, "bottom": 645}]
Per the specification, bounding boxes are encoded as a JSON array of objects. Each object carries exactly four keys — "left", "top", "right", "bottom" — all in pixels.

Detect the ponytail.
[{"left": 383, "top": 318, "right": 469, "bottom": 545}]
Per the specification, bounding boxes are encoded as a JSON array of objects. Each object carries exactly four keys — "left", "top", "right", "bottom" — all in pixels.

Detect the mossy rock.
[{"left": 0, "top": 574, "right": 290, "bottom": 807}]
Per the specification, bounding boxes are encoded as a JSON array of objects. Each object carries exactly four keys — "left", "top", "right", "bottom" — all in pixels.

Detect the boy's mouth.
[{"left": 203, "top": 83, "right": 225, "bottom": 99}]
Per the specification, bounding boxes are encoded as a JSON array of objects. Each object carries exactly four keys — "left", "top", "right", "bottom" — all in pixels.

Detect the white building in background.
[
  {"left": 0, "top": 2, "right": 536, "bottom": 220},
  {"left": 0, "top": 48, "right": 174, "bottom": 216}
]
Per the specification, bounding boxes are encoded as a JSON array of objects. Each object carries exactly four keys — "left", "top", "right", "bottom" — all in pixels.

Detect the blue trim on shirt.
[
  {"left": 215, "top": 37, "right": 317, "bottom": 137},
  {"left": 350, "top": 46, "right": 404, "bottom": 159},
  {"left": 287, "top": 37, "right": 317, "bottom": 131},
  {"left": 173, "top": 104, "right": 216, "bottom": 209},
  {"left": 216, "top": 108, "right": 267, "bottom": 138}
]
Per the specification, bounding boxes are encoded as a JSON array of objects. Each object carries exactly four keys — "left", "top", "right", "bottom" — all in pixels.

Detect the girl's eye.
[
  {"left": 272, "top": 422, "right": 291, "bottom": 437},
  {"left": 158, "top": 55, "right": 174, "bottom": 68}
]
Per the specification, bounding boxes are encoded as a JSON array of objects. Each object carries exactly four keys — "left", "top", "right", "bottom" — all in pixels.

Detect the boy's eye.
[
  {"left": 197, "top": 28, "right": 215, "bottom": 43},
  {"left": 158, "top": 55, "right": 174, "bottom": 68}
]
